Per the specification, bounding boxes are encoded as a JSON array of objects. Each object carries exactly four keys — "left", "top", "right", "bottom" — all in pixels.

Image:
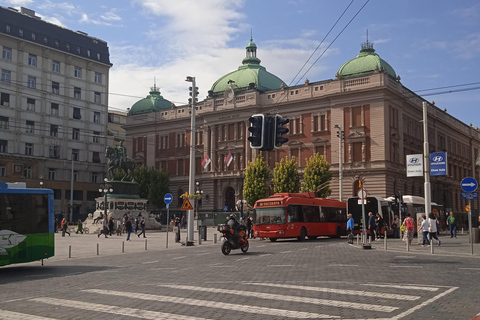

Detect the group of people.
[{"left": 96, "top": 212, "right": 146, "bottom": 241}]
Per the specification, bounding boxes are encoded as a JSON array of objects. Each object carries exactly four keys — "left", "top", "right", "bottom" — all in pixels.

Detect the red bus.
[{"left": 253, "top": 192, "right": 347, "bottom": 242}]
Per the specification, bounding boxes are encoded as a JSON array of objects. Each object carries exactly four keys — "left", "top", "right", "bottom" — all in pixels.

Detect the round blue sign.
[
  {"left": 461, "top": 177, "right": 478, "bottom": 193},
  {"left": 164, "top": 193, "right": 173, "bottom": 205}
]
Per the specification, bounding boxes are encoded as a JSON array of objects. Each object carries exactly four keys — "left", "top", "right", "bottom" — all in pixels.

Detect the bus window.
[
  {"left": 323, "top": 206, "right": 345, "bottom": 223},
  {"left": 303, "top": 205, "right": 320, "bottom": 222},
  {"left": 255, "top": 207, "right": 286, "bottom": 225},
  {"left": 287, "top": 205, "right": 304, "bottom": 223}
]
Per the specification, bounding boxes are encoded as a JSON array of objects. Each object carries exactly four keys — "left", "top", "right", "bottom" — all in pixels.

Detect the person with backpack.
[
  {"left": 402, "top": 213, "right": 414, "bottom": 246},
  {"left": 418, "top": 214, "right": 430, "bottom": 247},
  {"left": 446, "top": 211, "right": 457, "bottom": 238},
  {"left": 428, "top": 212, "right": 441, "bottom": 246}
]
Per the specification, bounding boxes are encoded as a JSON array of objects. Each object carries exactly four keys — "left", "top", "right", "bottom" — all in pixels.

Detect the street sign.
[
  {"left": 461, "top": 192, "right": 479, "bottom": 200},
  {"left": 406, "top": 154, "right": 423, "bottom": 177},
  {"left": 357, "top": 199, "right": 366, "bottom": 205},
  {"left": 166, "top": 204, "right": 169, "bottom": 209},
  {"left": 164, "top": 193, "right": 173, "bottom": 205},
  {"left": 357, "top": 189, "right": 367, "bottom": 200},
  {"left": 466, "top": 205, "right": 471, "bottom": 212},
  {"left": 181, "top": 197, "right": 194, "bottom": 210},
  {"left": 461, "top": 177, "right": 478, "bottom": 192},
  {"left": 223, "top": 206, "right": 228, "bottom": 212}
]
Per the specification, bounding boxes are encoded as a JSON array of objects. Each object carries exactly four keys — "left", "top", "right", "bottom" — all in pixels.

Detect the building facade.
[
  {"left": 0, "top": 6, "right": 112, "bottom": 219},
  {"left": 124, "top": 39, "right": 480, "bottom": 217}
]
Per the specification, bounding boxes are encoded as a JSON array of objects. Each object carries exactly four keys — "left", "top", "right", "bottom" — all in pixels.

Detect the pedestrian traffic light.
[
  {"left": 262, "top": 115, "right": 275, "bottom": 152},
  {"left": 274, "top": 114, "right": 289, "bottom": 147},
  {"left": 188, "top": 86, "right": 198, "bottom": 105},
  {"left": 248, "top": 114, "right": 265, "bottom": 149}
]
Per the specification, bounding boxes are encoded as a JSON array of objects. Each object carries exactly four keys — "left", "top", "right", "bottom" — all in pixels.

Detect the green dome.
[
  {"left": 337, "top": 42, "right": 396, "bottom": 79},
  {"left": 129, "top": 85, "right": 174, "bottom": 115},
  {"left": 211, "top": 38, "right": 286, "bottom": 95}
]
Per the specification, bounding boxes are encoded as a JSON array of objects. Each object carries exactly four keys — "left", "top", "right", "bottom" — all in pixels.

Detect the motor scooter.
[{"left": 217, "top": 224, "right": 249, "bottom": 255}]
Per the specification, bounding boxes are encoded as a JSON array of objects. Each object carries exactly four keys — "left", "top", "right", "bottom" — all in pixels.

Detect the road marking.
[
  {"left": 393, "top": 256, "right": 416, "bottom": 259},
  {"left": 257, "top": 245, "right": 266, "bottom": 247},
  {"left": 361, "top": 284, "right": 440, "bottom": 291},
  {"left": 84, "top": 289, "right": 338, "bottom": 319},
  {"left": 299, "top": 248, "right": 308, "bottom": 251},
  {"left": 236, "top": 257, "right": 250, "bottom": 261},
  {"left": 31, "top": 297, "right": 211, "bottom": 320},
  {"left": 196, "top": 252, "right": 211, "bottom": 256},
  {"left": 390, "top": 265, "right": 423, "bottom": 268},
  {"left": 280, "top": 250, "right": 292, "bottom": 254},
  {"left": 259, "top": 254, "right": 271, "bottom": 257},
  {"left": 459, "top": 267, "right": 480, "bottom": 270},
  {"left": 141, "top": 260, "right": 159, "bottom": 264},
  {"left": 329, "top": 264, "right": 359, "bottom": 267},
  {"left": 172, "top": 256, "right": 186, "bottom": 260},
  {"left": 247, "top": 283, "right": 419, "bottom": 301},
  {"left": 159, "top": 284, "right": 398, "bottom": 312},
  {"left": 149, "top": 267, "right": 176, "bottom": 271},
  {"left": 267, "top": 265, "right": 295, "bottom": 267},
  {"left": 316, "top": 246, "right": 324, "bottom": 248},
  {"left": 0, "top": 309, "right": 57, "bottom": 320}
]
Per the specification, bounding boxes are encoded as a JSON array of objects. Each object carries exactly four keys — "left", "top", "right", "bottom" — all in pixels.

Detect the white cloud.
[
  {"left": 101, "top": 10, "right": 121, "bottom": 22},
  {"left": 1, "top": 0, "right": 32, "bottom": 5},
  {"left": 36, "top": 1, "right": 77, "bottom": 15},
  {"left": 455, "top": 33, "right": 480, "bottom": 59}
]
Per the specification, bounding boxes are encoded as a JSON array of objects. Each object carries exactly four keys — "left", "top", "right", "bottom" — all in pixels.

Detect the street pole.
[
  {"left": 166, "top": 205, "right": 169, "bottom": 248},
  {"left": 335, "top": 125, "right": 343, "bottom": 201},
  {"left": 186, "top": 76, "right": 196, "bottom": 246},
  {"left": 70, "top": 155, "right": 74, "bottom": 222},
  {"left": 422, "top": 101, "right": 432, "bottom": 216},
  {"left": 469, "top": 199, "right": 473, "bottom": 254}
]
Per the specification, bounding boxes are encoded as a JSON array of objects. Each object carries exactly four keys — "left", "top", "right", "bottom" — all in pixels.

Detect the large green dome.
[
  {"left": 128, "top": 85, "right": 174, "bottom": 115},
  {"left": 210, "top": 38, "right": 286, "bottom": 95},
  {"left": 337, "top": 42, "right": 396, "bottom": 79}
]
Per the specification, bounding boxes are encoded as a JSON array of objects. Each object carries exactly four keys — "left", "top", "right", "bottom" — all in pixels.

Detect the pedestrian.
[
  {"left": 76, "top": 219, "right": 83, "bottom": 234},
  {"left": 375, "top": 213, "right": 384, "bottom": 240},
  {"left": 98, "top": 216, "right": 109, "bottom": 238},
  {"left": 402, "top": 213, "right": 414, "bottom": 246},
  {"left": 368, "top": 212, "right": 376, "bottom": 241},
  {"left": 246, "top": 215, "right": 253, "bottom": 239},
  {"left": 125, "top": 217, "right": 133, "bottom": 241},
  {"left": 93, "top": 212, "right": 103, "bottom": 224},
  {"left": 428, "top": 212, "right": 441, "bottom": 246},
  {"left": 446, "top": 211, "right": 457, "bottom": 238},
  {"left": 108, "top": 217, "right": 114, "bottom": 236},
  {"left": 135, "top": 214, "right": 141, "bottom": 234},
  {"left": 181, "top": 215, "right": 186, "bottom": 229},
  {"left": 116, "top": 218, "right": 122, "bottom": 236},
  {"left": 61, "top": 217, "right": 70, "bottom": 237},
  {"left": 54, "top": 217, "right": 58, "bottom": 233},
  {"left": 137, "top": 216, "right": 146, "bottom": 238},
  {"left": 392, "top": 214, "right": 399, "bottom": 239},
  {"left": 418, "top": 214, "right": 430, "bottom": 246},
  {"left": 347, "top": 213, "right": 354, "bottom": 244}
]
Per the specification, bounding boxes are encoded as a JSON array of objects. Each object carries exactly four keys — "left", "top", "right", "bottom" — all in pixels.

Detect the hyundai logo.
[
  {"left": 433, "top": 156, "right": 443, "bottom": 162},
  {"left": 410, "top": 158, "right": 420, "bottom": 163}
]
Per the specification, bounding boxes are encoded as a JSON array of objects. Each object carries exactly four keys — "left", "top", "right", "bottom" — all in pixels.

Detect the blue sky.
[{"left": 2, "top": 0, "right": 480, "bottom": 126}]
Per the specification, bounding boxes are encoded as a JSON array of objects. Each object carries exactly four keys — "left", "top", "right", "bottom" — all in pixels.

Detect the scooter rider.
[{"left": 226, "top": 213, "right": 240, "bottom": 241}]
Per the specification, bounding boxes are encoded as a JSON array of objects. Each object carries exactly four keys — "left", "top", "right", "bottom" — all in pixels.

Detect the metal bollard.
[
  {"left": 145, "top": 240, "right": 147, "bottom": 250},
  {"left": 462, "top": 228, "right": 464, "bottom": 234},
  {"left": 166, "top": 231, "right": 169, "bottom": 248},
  {"left": 431, "top": 238, "right": 434, "bottom": 254},
  {"left": 384, "top": 230, "right": 387, "bottom": 250},
  {"left": 122, "top": 241, "right": 124, "bottom": 253},
  {"left": 406, "top": 239, "right": 410, "bottom": 252},
  {"left": 198, "top": 229, "right": 202, "bottom": 245},
  {"left": 69, "top": 245, "right": 71, "bottom": 258},
  {"left": 356, "top": 234, "right": 359, "bottom": 245},
  {"left": 97, "top": 243, "right": 99, "bottom": 255},
  {"left": 214, "top": 233, "right": 217, "bottom": 244}
]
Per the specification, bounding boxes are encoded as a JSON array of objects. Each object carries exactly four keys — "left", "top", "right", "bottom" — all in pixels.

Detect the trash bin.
[
  {"left": 474, "top": 228, "right": 480, "bottom": 243},
  {"left": 200, "top": 226, "right": 207, "bottom": 241}
]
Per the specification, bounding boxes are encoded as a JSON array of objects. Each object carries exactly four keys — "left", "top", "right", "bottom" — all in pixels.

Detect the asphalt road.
[{"left": 1, "top": 234, "right": 479, "bottom": 320}]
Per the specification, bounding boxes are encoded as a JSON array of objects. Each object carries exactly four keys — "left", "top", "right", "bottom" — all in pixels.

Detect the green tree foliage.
[
  {"left": 273, "top": 156, "right": 300, "bottom": 194},
  {"left": 133, "top": 166, "right": 170, "bottom": 209},
  {"left": 301, "top": 153, "right": 332, "bottom": 198},
  {"left": 243, "top": 152, "right": 270, "bottom": 206}
]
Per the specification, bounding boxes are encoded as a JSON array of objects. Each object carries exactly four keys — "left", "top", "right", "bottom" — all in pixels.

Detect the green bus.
[{"left": 0, "top": 181, "right": 54, "bottom": 267}]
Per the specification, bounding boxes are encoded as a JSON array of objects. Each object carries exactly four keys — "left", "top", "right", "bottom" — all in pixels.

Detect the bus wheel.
[
  {"left": 308, "top": 236, "right": 318, "bottom": 240},
  {"left": 298, "top": 227, "right": 307, "bottom": 241},
  {"left": 269, "top": 238, "right": 277, "bottom": 242}
]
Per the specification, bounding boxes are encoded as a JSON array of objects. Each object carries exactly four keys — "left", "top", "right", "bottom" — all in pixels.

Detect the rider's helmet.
[{"left": 229, "top": 213, "right": 237, "bottom": 220}]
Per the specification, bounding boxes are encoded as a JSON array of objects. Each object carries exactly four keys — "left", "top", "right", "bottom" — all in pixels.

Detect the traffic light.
[
  {"left": 262, "top": 116, "right": 275, "bottom": 152},
  {"left": 336, "top": 129, "right": 344, "bottom": 140},
  {"left": 248, "top": 114, "right": 265, "bottom": 149},
  {"left": 274, "top": 114, "right": 289, "bottom": 147},
  {"left": 188, "top": 86, "right": 198, "bottom": 105}
]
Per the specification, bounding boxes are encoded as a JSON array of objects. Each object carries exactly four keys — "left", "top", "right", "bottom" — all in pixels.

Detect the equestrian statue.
[{"left": 105, "top": 141, "right": 136, "bottom": 181}]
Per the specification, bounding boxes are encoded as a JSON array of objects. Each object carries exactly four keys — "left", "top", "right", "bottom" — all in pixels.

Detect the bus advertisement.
[
  {"left": 253, "top": 192, "right": 347, "bottom": 242},
  {"left": 0, "top": 181, "right": 55, "bottom": 267}
]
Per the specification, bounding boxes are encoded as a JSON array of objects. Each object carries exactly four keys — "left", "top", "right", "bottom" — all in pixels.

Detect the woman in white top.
[
  {"left": 418, "top": 214, "right": 430, "bottom": 246},
  {"left": 427, "top": 213, "right": 441, "bottom": 246}
]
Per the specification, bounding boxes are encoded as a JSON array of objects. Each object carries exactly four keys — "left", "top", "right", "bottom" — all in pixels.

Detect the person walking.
[
  {"left": 402, "top": 213, "right": 414, "bottom": 246},
  {"left": 375, "top": 213, "right": 384, "bottom": 240},
  {"left": 347, "top": 213, "right": 354, "bottom": 244},
  {"left": 428, "top": 212, "right": 441, "bottom": 246},
  {"left": 246, "top": 215, "right": 253, "bottom": 239},
  {"left": 446, "top": 212, "right": 457, "bottom": 238},
  {"left": 137, "top": 216, "right": 146, "bottom": 238},
  {"left": 108, "top": 217, "right": 114, "bottom": 236},
  {"left": 116, "top": 218, "right": 123, "bottom": 236},
  {"left": 418, "top": 214, "right": 430, "bottom": 246},
  {"left": 125, "top": 217, "right": 133, "bottom": 241},
  {"left": 392, "top": 215, "right": 399, "bottom": 239},
  {"left": 368, "top": 212, "right": 376, "bottom": 241},
  {"left": 98, "top": 216, "right": 109, "bottom": 238},
  {"left": 75, "top": 219, "right": 83, "bottom": 234},
  {"left": 54, "top": 217, "right": 58, "bottom": 233},
  {"left": 61, "top": 218, "right": 70, "bottom": 237}
]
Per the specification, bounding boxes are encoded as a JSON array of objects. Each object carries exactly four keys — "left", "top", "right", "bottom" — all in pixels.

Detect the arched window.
[{"left": 224, "top": 187, "right": 236, "bottom": 211}]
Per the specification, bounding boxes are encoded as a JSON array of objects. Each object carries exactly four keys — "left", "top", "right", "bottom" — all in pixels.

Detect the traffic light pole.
[
  {"left": 469, "top": 199, "right": 473, "bottom": 254},
  {"left": 186, "top": 76, "right": 196, "bottom": 246}
]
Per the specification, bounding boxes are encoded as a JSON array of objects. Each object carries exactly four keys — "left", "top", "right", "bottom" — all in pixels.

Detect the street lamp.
[
  {"left": 39, "top": 181, "right": 44, "bottom": 188},
  {"left": 195, "top": 181, "right": 204, "bottom": 219},
  {"left": 185, "top": 76, "right": 197, "bottom": 246},
  {"left": 99, "top": 178, "right": 113, "bottom": 221}
]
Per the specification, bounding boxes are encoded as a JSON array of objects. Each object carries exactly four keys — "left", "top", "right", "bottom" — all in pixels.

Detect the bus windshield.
[{"left": 255, "top": 207, "right": 286, "bottom": 225}]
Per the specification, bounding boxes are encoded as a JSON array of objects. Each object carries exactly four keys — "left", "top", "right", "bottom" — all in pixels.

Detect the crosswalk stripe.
[
  {"left": 361, "top": 284, "right": 439, "bottom": 291},
  {"left": 83, "top": 289, "right": 338, "bottom": 319},
  {"left": 0, "top": 309, "right": 57, "bottom": 320},
  {"left": 159, "top": 284, "right": 398, "bottom": 312},
  {"left": 246, "top": 282, "right": 418, "bottom": 302},
  {"left": 31, "top": 297, "right": 211, "bottom": 320}
]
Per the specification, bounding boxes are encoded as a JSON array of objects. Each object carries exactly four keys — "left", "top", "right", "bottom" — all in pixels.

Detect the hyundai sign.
[
  {"left": 430, "top": 152, "right": 447, "bottom": 176},
  {"left": 406, "top": 154, "right": 423, "bottom": 177}
]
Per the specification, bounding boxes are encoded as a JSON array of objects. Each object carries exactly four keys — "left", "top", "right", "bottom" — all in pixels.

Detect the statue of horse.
[{"left": 105, "top": 145, "right": 136, "bottom": 181}]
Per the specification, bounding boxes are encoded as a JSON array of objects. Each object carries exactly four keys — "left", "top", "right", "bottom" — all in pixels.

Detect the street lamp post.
[
  {"left": 334, "top": 124, "right": 343, "bottom": 201},
  {"left": 186, "top": 76, "right": 197, "bottom": 246},
  {"left": 195, "top": 181, "right": 203, "bottom": 219},
  {"left": 99, "top": 178, "right": 113, "bottom": 221}
]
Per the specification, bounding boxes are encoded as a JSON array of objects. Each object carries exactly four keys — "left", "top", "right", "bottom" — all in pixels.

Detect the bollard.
[
  {"left": 122, "top": 241, "right": 124, "bottom": 253},
  {"left": 356, "top": 234, "right": 359, "bottom": 245},
  {"left": 384, "top": 230, "right": 387, "bottom": 250},
  {"left": 214, "top": 233, "right": 217, "bottom": 244},
  {"left": 462, "top": 228, "right": 464, "bottom": 234},
  {"left": 69, "top": 245, "right": 71, "bottom": 258},
  {"left": 166, "top": 231, "right": 169, "bottom": 248},
  {"left": 198, "top": 230, "right": 202, "bottom": 245},
  {"left": 97, "top": 243, "right": 99, "bottom": 255},
  {"left": 145, "top": 240, "right": 147, "bottom": 250},
  {"left": 406, "top": 239, "right": 410, "bottom": 252},
  {"left": 431, "top": 237, "right": 434, "bottom": 254}
]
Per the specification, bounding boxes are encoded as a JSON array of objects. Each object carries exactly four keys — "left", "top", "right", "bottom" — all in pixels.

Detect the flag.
[
  {"left": 225, "top": 152, "right": 233, "bottom": 167},
  {"left": 201, "top": 155, "right": 211, "bottom": 168}
]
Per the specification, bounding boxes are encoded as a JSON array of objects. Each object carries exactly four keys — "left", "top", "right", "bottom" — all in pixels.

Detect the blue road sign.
[
  {"left": 461, "top": 177, "right": 478, "bottom": 193},
  {"left": 166, "top": 204, "right": 170, "bottom": 209},
  {"left": 223, "top": 206, "right": 228, "bottom": 212},
  {"left": 164, "top": 193, "right": 173, "bottom": 205},
  {"left": 430, "top": 152, "right": 447, "bottom": 176},
  {"left": 461, "top": 192, "right": 479, "bottom": 200}
]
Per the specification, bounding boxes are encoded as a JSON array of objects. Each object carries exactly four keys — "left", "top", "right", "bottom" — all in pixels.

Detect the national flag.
[
  {"left": 201, "top": 155, "right": 211, "bottom": 168},
  {"left": 225, "top": 152, "right": 233, "bottom": 167}
]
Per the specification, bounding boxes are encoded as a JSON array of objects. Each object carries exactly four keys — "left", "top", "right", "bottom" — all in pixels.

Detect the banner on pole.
[
  {"left": 406, "top": 154, "right": 423, "bottom": 177},
  {"left": 430, "top": 152, "right": 447, "bottom": 176}
]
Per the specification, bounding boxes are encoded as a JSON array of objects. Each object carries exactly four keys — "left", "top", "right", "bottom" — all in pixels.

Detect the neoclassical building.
[{"left": 124, "top": 38, "right": 480, "bottom": 217}]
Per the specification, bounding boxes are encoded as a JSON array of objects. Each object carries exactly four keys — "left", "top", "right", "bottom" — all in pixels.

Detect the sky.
[{"left": 2, "top": 0, "right": 480, "bottom": 126}]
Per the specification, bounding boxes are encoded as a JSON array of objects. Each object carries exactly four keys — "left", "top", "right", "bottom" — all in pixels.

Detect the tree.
[
  {"left": 243, "top": 152, "right": 270, "bottom": 206},
  {"left": 133, "top": 166, "right": 170, "bottom": 209},
  {"left": 273, "top": 156, "right": 300, "bottom": 194},
  {"left": 301, "top": 153, "right": 332, "bottom": 198}
]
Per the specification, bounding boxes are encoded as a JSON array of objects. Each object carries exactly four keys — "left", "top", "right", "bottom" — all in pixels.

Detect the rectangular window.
[
  {"left": 0, "top": 164, "right": 5, "bottom": 177},
  {"left": 73, "top": 171, "right": 78, "bottom": 182},
  {"left": 51, "top": 103, "right": 59, "bottom": 116},
  {"left": 25, "top": 143, "right": 33, "bottom": 156},
  {"left": 1, "top": 93, "right": 9, "bottom": 106},
  {"left": 49, "top": 146, "right": 60, "bottom": 158},
  {"left": 93, "top": 131, "right": 100, "bottom": 143},
  {"left": 93, "top": 112, "right": 100, "bottom": 123},
  {"left": 94, "top": 92, "right": 101, "bottom": 104},
  {"left": 352, "top": 107, "right": 362, "bottom": 127},
  {"left": 74, "top": 87, "right": 81, "bottom": 99},
  {"left": 72, "top": 128, "right": 80, "bottom": 140},
  {"left": 52, "top": 82, "right": 59, "bottom": 94},
  {"left": 0, "top": 140, "right": 7, "bottom": 153},
  {"left": 48, "top": 169, "right": 56, "bottom": 180},
  {"left": 91, "top": 172, "right": 98, "bottom": 183},
  {"left": 27, "top": 98, "right": 35, "bottom": 111},
  {"left": 74, "top": 66, "right": 82, "bottom": 78},
  {"left": 72, "top": 149, "right": 79, "bottom": 161},
  {"left": 94, "top": 72, "right": 102, "bottom": 83},
  {"left": 320, "top": 115, "right": 326, "bottom": 131},
  {"left": 31, "top": 33, "right": 36, "bottom": 40},
  {"left": 92, "top": 152, "right": 101, "bottom": 163},
  {"left": 24, "top": 166, "right": 32, "bottom": 178},
  {"left": 28, "top": 76, "right": 36, "bottom": 89},
  {"left": 5, "top": 25, "right": 10, "bottom": 33},
  {"left": 2, "top": 47, "right": 11, "bottom": 60},
  {"left": 0, "top": 116, "right": 8, "bottom": 129},
  {"left": 73, "top": 107, "right": 81, "bottom": 119},
  {"left": 1, "top": 69, "right": 11, "bottom": 82},
  {"left": 19, "top": 29, "right": 23, "bottom": 36},
  {"left": 26, "top": 120, "right": 34, "bottom": 133},
  {"left": 50, "top": 124, "right": 58, "bottom": 137},
  {"left": 28, "top": 54, "right": 37, "bottom": 66},
  {"left": 352, "top": 142, "right": 362, "bottom": 162}
]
